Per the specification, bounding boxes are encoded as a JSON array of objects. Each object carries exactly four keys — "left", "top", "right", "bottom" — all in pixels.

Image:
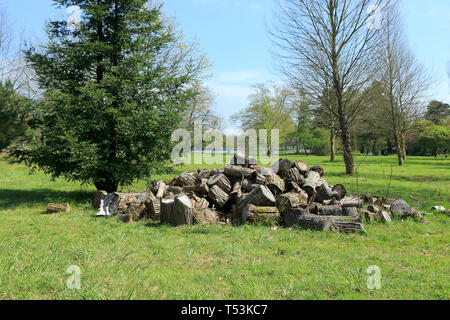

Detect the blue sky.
[{"left": 2, "top": 0, "right": 449, "bottom": 130}]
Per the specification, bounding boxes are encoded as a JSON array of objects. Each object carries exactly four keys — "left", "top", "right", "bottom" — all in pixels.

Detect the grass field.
[{"left": 0, "top": 154, "right": 448, "bottom": 299}]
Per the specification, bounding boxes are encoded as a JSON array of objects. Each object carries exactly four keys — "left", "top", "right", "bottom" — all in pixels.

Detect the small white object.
[
  {"left": 431, "top": 206, "right": 446, "bottom": 213},
  {"left": 96, "top": 199, "right": 106, "bottom": 216}
]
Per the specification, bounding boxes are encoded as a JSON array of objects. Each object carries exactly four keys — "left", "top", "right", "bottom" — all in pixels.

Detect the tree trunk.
[
  {"left": 339, "top": 119, "right": 354, "bottom": 174},
  {"left": 330, "top": 130, "right": 336, "bottom": 162},
  {"left": 372, "top": 138, "right": 378, "bottom": 156},
  {"left": 94, "top": 180, "right": 119, "bottom": 193}
]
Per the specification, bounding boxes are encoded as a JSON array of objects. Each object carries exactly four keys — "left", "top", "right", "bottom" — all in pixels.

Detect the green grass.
[{"left": 0, "top": 155, "right": 448, "bottom": 299}]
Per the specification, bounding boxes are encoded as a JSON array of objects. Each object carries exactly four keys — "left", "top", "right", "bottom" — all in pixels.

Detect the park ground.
[{"left": 0, "top": 154, "right": 448, "bottom": 299}]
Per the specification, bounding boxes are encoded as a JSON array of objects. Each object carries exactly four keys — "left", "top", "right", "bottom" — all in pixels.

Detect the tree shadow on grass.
[{"left": 0, "top": 189, "right": 92, "bottom": 210}]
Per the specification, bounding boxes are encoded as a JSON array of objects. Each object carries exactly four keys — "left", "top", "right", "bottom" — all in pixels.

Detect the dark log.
[
  {"left": 315, "top": 182, "right": 338, "bottom": 203},
  {"left": 313, "top": 204, "right": 343, "bottom": 216},
  {"left": 287, "top": 181, "right": 302, "bottom": 193},
  {"left": 231, "top": 153, "right": 258, "bottom": 168},
  {"left": 281, "top": 207, "right": 310, "bottom": 228},
  {"left": 266, "top": 174, "right": 285, "bottom": 195},
  {"left": 46, "top": 203, "right": 70, "bottom": 214},
  {"left": 224, "top": 165, "right": 255, "bottom": 179},
  {"left": 207, "top": 173, "right": 232, "bottom": 194},
  {"left": 276, "top": 190, "right": 308, "bottom": 209},
  {"left": 342, "top": 207, "right": 359, "bottom": 217},
  {"left": 243, "top": 205, "right": 281, "bottom": 226},
  {"left": 270, "top": 159, "right": 292, "bottom": 176},
  {"left": 251, "top": 171, "right": 266, "bottom": 185},
  {"left": 292, "top": 160, "right": 309, "bottom": 174},
  {"left": 302, "top": 171, "right": 322, "bottom": 198},
  {"left": 161, "top": 195, "right": 193, "bottom": 226},
  {"left": 284, "top": 167, "right": 305, "bottom": 185},
  {"left": 310, "top": 165, "right": 325, "bottom": 177},
  {"left": 332, "top": 184, "right": 347, "bottom": 200},
  {"left": 209, "top": 185, "right": 230, "bottom": 209}
]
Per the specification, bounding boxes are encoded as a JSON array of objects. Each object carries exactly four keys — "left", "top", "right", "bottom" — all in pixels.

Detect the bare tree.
[
  {"left": 270, "top": 0, "right": 390, "bottom": 174},
  {"left": 376, "top": 2, "right": 431, "bottom": 165}
]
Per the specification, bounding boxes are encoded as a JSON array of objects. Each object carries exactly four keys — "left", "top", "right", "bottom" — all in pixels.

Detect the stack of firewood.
[{"left": 93, "top": 154, "right": 423, "bottom": 233}]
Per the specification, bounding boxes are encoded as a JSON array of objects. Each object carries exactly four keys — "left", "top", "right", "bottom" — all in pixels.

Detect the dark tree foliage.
[
  {"left": 9, "top": 0, "right": 208, "bottom": 192},
  {"left": 424, "top": 101, "right": 450, "bottom": 125},
  {"left": 0, "top": 81, "right": 31, "bottom": 150}
]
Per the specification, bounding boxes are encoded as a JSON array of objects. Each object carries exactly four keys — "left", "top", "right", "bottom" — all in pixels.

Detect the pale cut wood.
[
  {"left": 152, "top": 180, "right": 167, "bottom": 199},
  {"left": 266, "top": 174, "right": 285, "bottom": 195},
  {"left": 276, "top": 190, "right": 308, "bottom": 209},
  {"left": 292, "top": 160, "right": 309, "bottom": 174},
  {"left": 231, "top": 181, "right": 242, "bottom": 202},
  {"left": 207, "top": 173, "right": 232, "bottom": 194},
  {"left": 302, "top": 171, "right": 322, "bottom": 198}
]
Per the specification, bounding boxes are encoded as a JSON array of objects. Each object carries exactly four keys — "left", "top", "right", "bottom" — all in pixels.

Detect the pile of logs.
[{"left": 93, "top": 153, "right": 423, "bottom": 233}]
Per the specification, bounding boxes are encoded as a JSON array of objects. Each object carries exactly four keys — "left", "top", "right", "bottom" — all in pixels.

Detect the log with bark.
[
  {"left": 224, "top": 165, "right": 255, "bottom": 179},
  {"left": 234, "top": 185, "right": 276, "bottom": 224},
  {"left": 251, "top": 171, "right": 266, "bottom": 185},
  {"left": 192, "top": 198, "right": 218, "bottom": 225},
  {"left": 231, "top": 153, "right": 257, "bottom": 168},
  {"left": 243, "top": 205, "right": 281, "bottom": 226},
  {"left": 276, "top": 190, "right": 308, "bottom": 209},
  {"left": 174, "top": 172, "right": 196, "bottom": 187},
  {"left": 284, "top": 167, "right": 305, "bottom": 185},
  {"left": 152, "top": 180, "right": 167, "bottom": 199},
  {"left": 209, "top": 185, "right": 230, "bottom": 209},
  {"left": 270, "top": 158, "right": 292, "bottom": 176},
  {"left": 332, "top": 184, "right": 347, "bottom": 200},
  {"left": 46, "top": 203, "right": 70, "bottom": 214}
]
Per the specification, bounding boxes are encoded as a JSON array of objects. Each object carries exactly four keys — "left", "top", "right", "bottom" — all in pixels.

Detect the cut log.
[
  {"left": 224, "top": 165, "right": 255, "bottom": 179},
  {"left": 235, "top": 185, "right": 276, "bottom": 224},
  {"left": 231, "top": 153, "right": 258, "bottom": 168},
  {"left": 152, "top": 180, "right": 167, "bottom": 199},
  {"left": 192, "top": 198, "right": 218, "bottom": 225},
  {"left": 342, "top": 207, "right": 359, "bottom": 217},
  {"left": 231, "top": 181, "right": 242, "bottom": 202},
  {"left": 207, "top": 173, "right": 232, "bottom": 194},
  {"left": 281, "top": 207, "right": 310, "bottom": 228},
  {"left": 46, "top": 203, "right": 70, "bottom": 214},
  {"left": 243, "top": 205, "right": 281, "bottom": 226},
  {"left": 276, "top": 190, "right": 308, "bottom": 209},
  {"left": 292, "top": 160, "right": 309, "bottom": 174},
  {"left": 332, "top": 184, "right": 347, "bottom": 200},
  {"left": 176, "top": 172, "right": 196, "bottom": 187},
  {"left": 197, "top": 169, "right": 212, "bottom": 179},
  {"left": 209, "top": 185, "right": 230, "bottom": 209},
  {"left": 160, "top": 195, "right": 194, "bottom": 227},
  {"left": 313, "top": 204, "right": 343, "bottom": 216},
  {"left": 266, "top": 174, "right": 285, "bottom": 195},
  {"left": 270, "top": 159, "right": 292, "bottom": 176},
  {"left": 302, "top": 171, "right": 322, "bottom": 198},
  {"left": 193, "top": 178, "right": 210, "bottom": 194},
  {"left": 341, "top": 198, "right": 363, "bottom": 208},
  {"left": 148, "top": 198, "right": 161, "bottom": 219},
  {"left": 315, "top": 182, "right": 338, "bottom": 203},
  {"left": 251, "top": 171, "right": 266, "bottom": 185},
  {"left": 284, "top": 167, "right": 305, "bottom": 185},
  {"left": 310, "top": 165, "right": 325, "bottom": 177},
  {"left": 284, "top": 210, "right": 364, "bottom": 233}
]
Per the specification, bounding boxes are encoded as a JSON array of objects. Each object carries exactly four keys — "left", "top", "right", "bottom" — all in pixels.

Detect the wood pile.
[{"left": 95, "top": 156, "right": 425, "bottom": 233}]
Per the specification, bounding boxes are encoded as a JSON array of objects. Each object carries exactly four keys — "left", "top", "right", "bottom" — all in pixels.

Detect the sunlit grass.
[{"left": 0, "top": 155, "right": 448, "bottom": 299}]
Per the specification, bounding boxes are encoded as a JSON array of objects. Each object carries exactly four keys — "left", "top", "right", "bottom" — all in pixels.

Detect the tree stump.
[{"left": 160, "top": 196, "right": 194, "bottom": 227}]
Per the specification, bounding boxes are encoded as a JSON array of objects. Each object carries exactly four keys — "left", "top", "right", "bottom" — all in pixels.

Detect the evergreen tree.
[{"left": 10, "top": 0, "right": 208, "bottom": 192}]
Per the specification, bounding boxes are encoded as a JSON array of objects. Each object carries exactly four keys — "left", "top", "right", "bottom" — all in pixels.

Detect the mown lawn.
[{"left": 0, "top": 155, "right": 448, "bottom": 299}]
